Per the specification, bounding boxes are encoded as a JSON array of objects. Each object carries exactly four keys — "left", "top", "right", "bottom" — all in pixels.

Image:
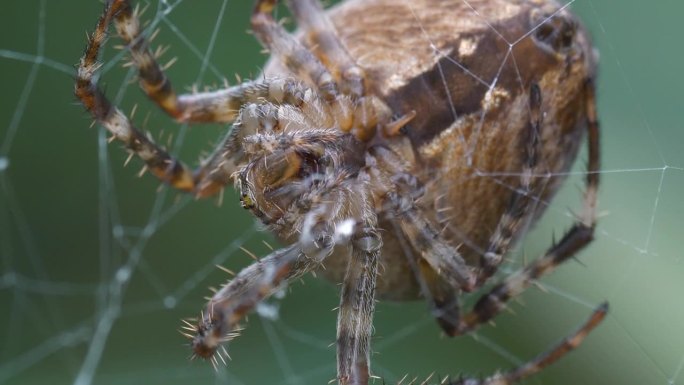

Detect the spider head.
[{"left": 234, "top": 129, "right": 355, "bottom": 230}]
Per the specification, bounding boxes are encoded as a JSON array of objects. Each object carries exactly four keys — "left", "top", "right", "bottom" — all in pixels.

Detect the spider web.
[{"left": 1, "top": 0, "right": 683, "bottom": 384}]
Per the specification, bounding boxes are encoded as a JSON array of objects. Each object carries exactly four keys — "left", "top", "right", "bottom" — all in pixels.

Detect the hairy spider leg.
[
  {"left": 191, "top": 188, "right": 343, "bottom": 360},
  {"left": 285, "top": 0, "right": 367, "bottom": 98},
  {"left": 477, "top": 83, "right": 545, "bottom": 284},
  {"left": 77, "top": 0, "right": 348, "bottom": 197},
  {"left": 447, "top": 302, "right": 607, "bottom": 385},
  {"left": 190, "top": 244, "right": 308, "bottom": 363},
  {"left": 450, "top": 79, "right": 602, "bottom": 335},
  {"left": 412, "top": 83, "right": 546, "bottom": 336},
  {"left": 365, "top": 146, "right": 473, "bottom": 334},
  {"left": 252, "top": 0, "right": 398, "bottom": 142},
  {"left": 94, "top": 0, "right": 267, "bottom": 123},
  {"left": 90, "top": 0, "right": 383, "bottom": 138},
  {"left": 252, "top": 0, "right": 339, "bottom": 102},
  {"left": 370, "top": 146, "right": 477, "bottom": 292},
  {"left": 75, "top": 1, "right": 195, "bottom": 192},
  {"left": 193, "top": 167, "right": 380, "bottom": 382},
  {"left": 337, "top": 176, "right": 382, "bottom": 385}
]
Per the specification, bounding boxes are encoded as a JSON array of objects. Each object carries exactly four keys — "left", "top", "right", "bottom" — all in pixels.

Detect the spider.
[{"left": 76, "top": 0, "right": 607, "bottom": 383}]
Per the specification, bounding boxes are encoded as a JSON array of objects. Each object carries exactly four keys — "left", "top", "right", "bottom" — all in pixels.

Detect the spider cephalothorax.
[{"left": 77, "top": 0, "right": 606, "bottom": 383}]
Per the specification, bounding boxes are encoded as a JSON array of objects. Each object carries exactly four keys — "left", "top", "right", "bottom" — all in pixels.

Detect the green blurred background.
[{"left": 0, "top": 1, "right": 682, "bottom": 384}]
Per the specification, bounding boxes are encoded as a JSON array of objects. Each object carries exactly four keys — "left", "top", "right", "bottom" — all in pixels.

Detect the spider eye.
[{"left": 532, "top": 12, "right": 578, "bottom": 54}]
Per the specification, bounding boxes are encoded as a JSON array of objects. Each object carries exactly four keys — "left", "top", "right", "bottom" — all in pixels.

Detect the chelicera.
[{"left": 76, "top": 0, "right": 606, "bottom": 383}]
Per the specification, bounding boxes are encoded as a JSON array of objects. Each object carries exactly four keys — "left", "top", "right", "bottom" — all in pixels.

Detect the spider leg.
[
  {"left": 366, "top": 146, "right": 464, "bottom": 332},
  {"left": 74, "top": 1, "right": 290, "bottom": 196},
  {"left": 285, "top": 0, "right": 366, "bottom": 98},
  {"left": 335, "top": 173, "right": 380, "bottom": 385},
  {"left": 451, "top": 79, "right": 601, "bottom": 335},
  {"left": 76, "top": 60, "right": 193, "bottom": 192},
  {"left": 77, "top": 1, "right": 345, "bottom": 197},
  {"left": 252, "top": 0, "right": 394, "bottom": 142},
  {"left": 193, "top": 199, "right": 340, "bottom": 359},
  {"left": 392, "top": 197, "right": 476, "bottom": 292},
  {"left": 447, "top": 303, "right": 608, "bottom": 385},
  {"left": 190, "top": 243, "right": 312, "bottom": 360},
  {"left": 192, "top": 174, "right": 373, "bottom": 368},
  {"left": 369, "top": 146, "right": 477, "bottom": 292},
  {"left": 477, "top": 84, "right": 544, "bottom": 284},
  {"left": 336, "top": 228, "right": 380, "bottom": 385},
  {"left": 385, "top": 199, "right": 464, "bottom": 334},
  {"left": 391, "top": 186, "right": 471, "bottom": 332},
  {"left": 403, "top": 238, "right": 464, "bottom": 336},
  {"left": 252, "top": 0, "right": 339, "bottom": 101},
  {"left": 83, "top": 0, "right": 318, "bottom": 124}
]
